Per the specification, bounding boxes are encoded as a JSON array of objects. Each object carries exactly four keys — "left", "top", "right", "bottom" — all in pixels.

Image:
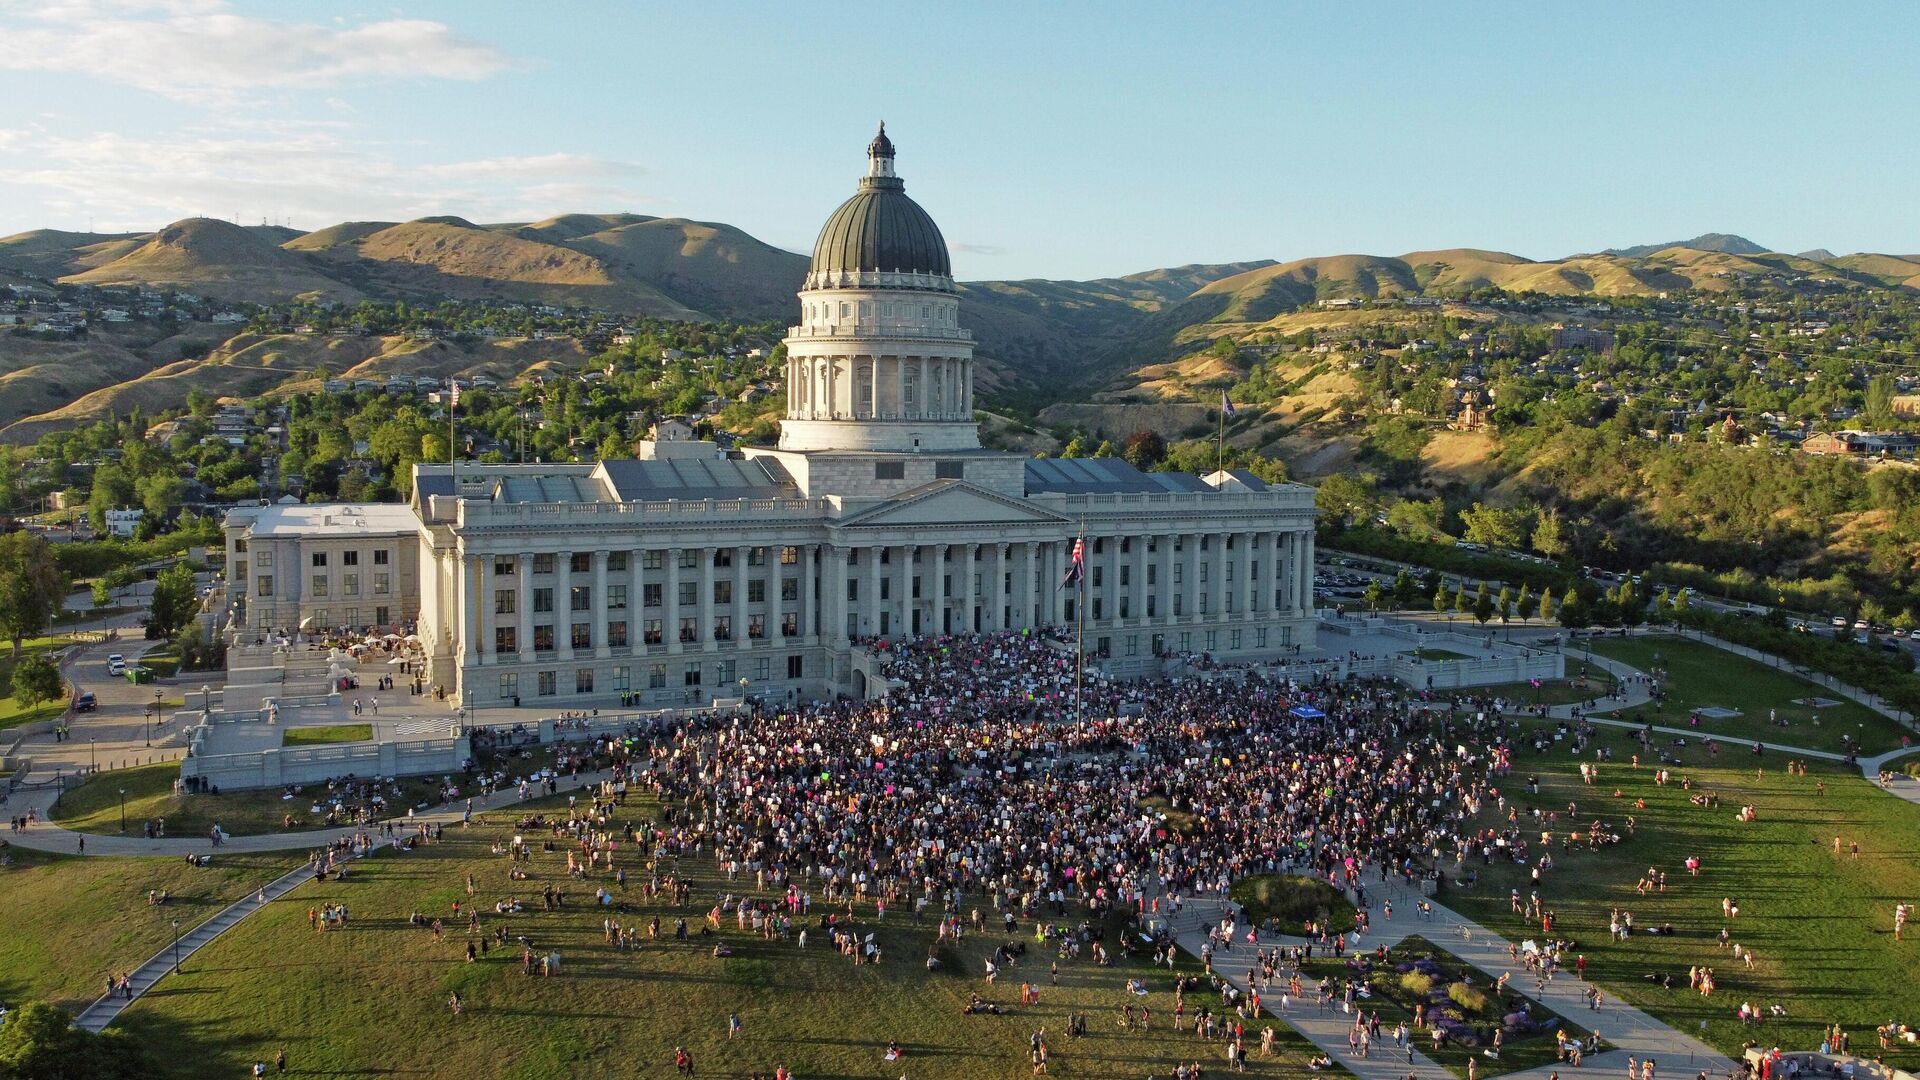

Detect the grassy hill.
[
  {"left": 0, "top": 331, "right": 587, "bottom": 443},
  {"left": 62, "top": 218, "right": 357, "bottom": 303}
]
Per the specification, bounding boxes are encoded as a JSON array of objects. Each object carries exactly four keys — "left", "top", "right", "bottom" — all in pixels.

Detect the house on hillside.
[
  {"left": 1802, "top": 431, "right": 1920, "bottom": 459},
  {"left": 649, "top": 417, "right": 697, "bottom": 443}
]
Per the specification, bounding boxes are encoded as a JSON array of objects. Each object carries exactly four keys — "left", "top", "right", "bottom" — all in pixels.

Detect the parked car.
[{"left": 106, "top": 652, "right": 126, "bottom": 675}]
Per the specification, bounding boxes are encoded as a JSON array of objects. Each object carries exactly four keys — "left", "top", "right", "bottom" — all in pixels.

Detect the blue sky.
[{"left": 1, "top": 1, "right": 1915, "bottom": 280}]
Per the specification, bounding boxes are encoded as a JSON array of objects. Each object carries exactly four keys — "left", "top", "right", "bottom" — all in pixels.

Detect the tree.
[
  {"left": 1515, "top": 583, "right": 1532, "bottom": 620},
  {"left": 1391, "top": 569, "right": 1418, "bottom": 607},
  {"left": 420, "top": 433, "right": 450, "bottom": 464},
  {"left": 1531, "top": 507, "right": 1568, "bottom": 560},
  {"left": 1473, "top": 590, "right": 1495, "bottom": 626},
  {"left": 148, "top": 562, "right": 198, "bottom": 641},
  {"left": 1557, "top": 586, "right": 1589, "bottom": 630},
  {"left": 1384, "top": 498, "right": 1447, "bottom": 542},
  {"left": 1460, "top": 502, "right": 1531, "bottom": 551},
  {"left": 1314, "top": 473, "right": 1379, "bottom": 530},
  {"left": 1537, "top": 588, "right": 1555, "bottom": 623},
  {"left": 136, "top": 472, "right": 186, "bottom": 521},
  {"left": 1363, "top": 580, "right": 1385, "bottom": 612},
  {"left": 1091, "top": 439, "right": 1118, "bottom": 459},
  {"left": 86, "top": 463, "right": 136, "bottom": 533},
  {"left": 1122, "top": 430, "right": 1167, "bottom": 469},
  {"left": 1672, "top": 589, "right": 1692, "bottom": 618},
  {"left": 596, "top": 433, "right": 633, "bottom": 461},
  {"left": 8, "top": 654, "right": 61, "bottom": 710},
  {"left": 1061, "top": 435, "right": 1087, "bottom": 459},
  {"left": 90, "top": 580, "right": 112, "bottom": 609},
  {"left": 0, "top": 999, "right": 153, "bottom": 1079},
  {"left": 0, "top": 532, "right": 65, "bottom": 657},
  {"left": 1451, "top": 583, "right": 1469, "bottom": 614},
  {"left": 1432, "top": 585, "right": 1449, "bottom": 615}
]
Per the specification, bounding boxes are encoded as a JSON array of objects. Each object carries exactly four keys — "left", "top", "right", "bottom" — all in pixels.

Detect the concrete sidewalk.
[{"left": 1159, "top": 869, "right": 1738, "bottom": 1080}]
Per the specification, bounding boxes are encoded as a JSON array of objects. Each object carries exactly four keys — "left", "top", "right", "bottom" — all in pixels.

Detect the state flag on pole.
[
  {"left": 1062, "top": 536, "right": 1085, "bottom": 588},
  {"left": 1221, "top": 390, "right": 1236, "bottom": 418}
]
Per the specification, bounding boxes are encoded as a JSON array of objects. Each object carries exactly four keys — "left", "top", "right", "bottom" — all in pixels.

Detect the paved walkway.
[{"left": 1162, "top": 869, "right": 1740, "bottom": 1080}]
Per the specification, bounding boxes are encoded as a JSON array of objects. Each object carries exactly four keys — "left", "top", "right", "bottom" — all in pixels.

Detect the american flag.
[
  {"left": 1061, "top": 536, "right": 1085, "bottom": 588},
  {"left": 448, "top": 381, "right": 461, "bottom": 410}
]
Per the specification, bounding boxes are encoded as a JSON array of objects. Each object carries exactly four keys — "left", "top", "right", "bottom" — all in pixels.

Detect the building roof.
[
  {"left": 1022, "top": 457, "right": 1212, "bottom": 495},
  {"left": 597, "top": 457, "right": 795, "bottom": 502},
  {"left": 239, "top": 503, "right": 420, "bottom": 538},
  {"left": 810, "top": 131, "right": 951, "bottom": 278}
]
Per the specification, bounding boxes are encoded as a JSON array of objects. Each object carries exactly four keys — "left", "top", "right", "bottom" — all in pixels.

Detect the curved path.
[{"left": 1158, "top": 868, "right": 1740, "bottom": 1080}]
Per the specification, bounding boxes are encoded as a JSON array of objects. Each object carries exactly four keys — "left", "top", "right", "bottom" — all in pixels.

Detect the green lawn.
[
  {"left": 113, "top": 793, "right": 1335, "bottom": 1080},
  {"left": 1408, "top": 648, "right": 1476, "bottom": 661},
  {"left": 50, "top": 762, "right": 446, "bottom": 837},
  {"left": 1230, "top": 874, "right": 1356, "bottom": 935},
  {"left": 1447, "top": 718, "right": 1920, "bottom": 1069},
  {"left": 140, "top": 648, "right": 181, "bottom": 679},
  {"left": 0, "top": 634, "right": 78, "bottom": 732},
  {"left": 1296, "top": 934, "right": 1589, "bottom": 1077},
  {"left": 0, "top": 847, "right": 298, "bottom": 1011},
  {"left": 282, "top": 724, "right": 373, "bottom": 747},
  {"left": 1584, "top": 634, "right": 1911, "bottom": 754},
  {"left": 1474, "top": 677, "right": 1613, "bottom": 709}
]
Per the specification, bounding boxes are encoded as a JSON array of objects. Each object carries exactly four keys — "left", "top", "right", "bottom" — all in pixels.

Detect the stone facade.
[{"left": 225, "top": 129, "right": 1320, "bottom": 710}]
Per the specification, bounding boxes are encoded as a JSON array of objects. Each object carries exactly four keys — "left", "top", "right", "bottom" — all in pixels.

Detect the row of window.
[
  {"left": 277, "top": 606, "right": 392, "bottom": 629},
  {"left": 308, "top": 550, "right": 389, "bottom": 567},
  {"left": 491, "top": 548, "right": 802, "bottom": 576},
  {"left": 254, "top": 572, "right": 390, "bottom": 598},
  {"left": 492, "top": 612, "right": 804, "bottom": 653},
  {"left": 498, "top": 654, "right": 808, "bottom": 699},
  {"left": 493, "top": 577, "right": 802, "bottom": 616}
]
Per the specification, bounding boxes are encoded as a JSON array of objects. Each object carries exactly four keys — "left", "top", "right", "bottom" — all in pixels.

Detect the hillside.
[
  {"left": 1602, "top": 232, "right": 1770, "bottom": 258},
  {"left": 62, "top": 218, "right": 357, "bottom": 303},
  {"left": 529, "top": 215, "right": 808, "bottom": 323},
  {"left": 0, "top": 331, "right": 587, "bottom": 443}
]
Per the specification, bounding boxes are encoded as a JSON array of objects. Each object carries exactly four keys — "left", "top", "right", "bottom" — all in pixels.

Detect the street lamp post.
[
  {"left": 89, "top": 737, "right": 95, "bottom": 773},
  {"left": 118, "top": 788, "right": 127, "bottom": 833},
  {"left": 171, "top": 918, "right": 182, "bottom": 974},
  {"left": 149, "top": 687, "right": 162, "bottom": 746}
]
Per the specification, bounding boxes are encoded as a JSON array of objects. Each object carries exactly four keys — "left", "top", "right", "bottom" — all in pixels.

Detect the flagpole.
[
  {"left": 1216, "top": 392, "right": 1230, "bottom": 477},
  {"left": 448, "top": 378, "right": 458, "bottom": 495},
  {"left": 1075, "top": 516, "right": 1085, "bottom": 726}
]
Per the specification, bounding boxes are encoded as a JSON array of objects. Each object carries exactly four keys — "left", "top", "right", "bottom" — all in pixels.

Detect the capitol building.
[{"left": 226, "top": 128, "right": 1318, "bottom": 709}]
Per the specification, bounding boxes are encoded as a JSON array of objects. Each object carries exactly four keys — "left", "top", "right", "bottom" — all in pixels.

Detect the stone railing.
[
  {"left": 458, "top": 497, "right": 831, "bottom": 529},
  {"left": 180, "top": 734, "right": 470, "bottom": 791}
]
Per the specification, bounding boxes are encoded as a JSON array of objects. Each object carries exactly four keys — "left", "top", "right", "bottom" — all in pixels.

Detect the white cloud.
[
  {"left": 0, "top": 127, "right": 657, "bottom": 232},
  {"left": 0, "top": 1, "right": 510, "bottom": 104}
]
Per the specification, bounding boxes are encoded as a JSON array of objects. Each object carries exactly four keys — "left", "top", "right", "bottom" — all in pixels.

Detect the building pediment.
[{"left": 838, "top": 479, "right": 1067, "bottom": 529}]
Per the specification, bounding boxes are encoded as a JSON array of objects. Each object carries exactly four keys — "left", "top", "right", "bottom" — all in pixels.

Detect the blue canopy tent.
[{"left": 1289, "top": 705, "right": 1326, "bottom": 719}]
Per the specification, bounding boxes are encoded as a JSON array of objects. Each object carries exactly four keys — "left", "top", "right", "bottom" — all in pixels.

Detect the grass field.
[
  {"left": 111, "top": 792, "right": 1335, "bottom": 1080},
  {"left": 1446, "top": 717, "right": 1920, "bottom": 1068},
  {"left": 1581, "top": 634, "right": 1910, "bottom": 754},
  {"left": 282, "top": 724, "right": 372, "bottom": 747},
  {"left": 0, "top": 847, "right": 298, "bottom": 1011},
  {"left": 50, "top": 762, "right": 446, "bottom": 837},
  {"left": 0, "top": 634, "right": 77, "bottom": 731}
]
